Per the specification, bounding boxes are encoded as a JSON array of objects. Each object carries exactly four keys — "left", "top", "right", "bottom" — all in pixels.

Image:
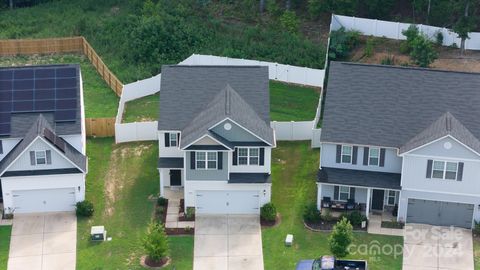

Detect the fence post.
[
  {"left": 375, "top": 19, "right": 378, "bottom": 36},
  {"left": 290, "top": 121, "right": 294, "bottom": 140},
  {"left": 397, "top": 22, "right": 401, "bottom": 39}
]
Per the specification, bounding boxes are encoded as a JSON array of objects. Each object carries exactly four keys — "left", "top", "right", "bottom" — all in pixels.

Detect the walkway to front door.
[{"left": 193, "top": 215, "right": 263, "bottom": 270}]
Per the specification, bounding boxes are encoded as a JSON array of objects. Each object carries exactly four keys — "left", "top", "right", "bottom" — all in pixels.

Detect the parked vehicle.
[{"left": 295, "top": 255, "right": 367, "bottom": 270}]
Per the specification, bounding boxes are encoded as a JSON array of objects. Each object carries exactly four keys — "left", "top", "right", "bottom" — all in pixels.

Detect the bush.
[
  {"left": 303, "top": 202, "right": 321, "bottom": 223},
  {"left": 364, "top": 37, "right": 375, "bottom": 57},
  {"left": 435, "top": 31, "right": 444, "bottom": 46},
  {"left": 279, "top": 11, "right": 299, "bottom": 33},
  {"left": 410, "top": 35, "right": 438, "bottom": 67},
  {"left": 340, "top": 211, "right": 367, "bottom": 227},
  {"left": 185, "top": 207, "right": 195, "bottom": 219},
  {"left": 329, "top": 217, "right": 353, "bottom": 258},
  {"left": 321, "top": 208, "right": 334, "bottom": 222},
  {"left": 381, "top": 55, "right": 394, "bottom": 65},
  {"left": 157, "top": 197, "right": 168, "bottom": 206},
  {"left": 260, "top": 203, "right": 277, "bottom": 222},
  {"left": 328, "top": 27, "right": 360, "bottom": 60},
  {"left": 474, "top": 221, "right": 480, "bottom": 235},
  {"left": 142, "top": 222, "right": 169, "bottom": 263},
  {"left": 76, "top": 200, "right": 94, "bottom": 217}
]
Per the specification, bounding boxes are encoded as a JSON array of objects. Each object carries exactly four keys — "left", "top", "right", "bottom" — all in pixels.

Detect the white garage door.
[
  {"left": 12, "top": 188, "right": 76, "bottom": 213},
  {"left": 196, "top": 190, "right": 260, "bottom": 214}
]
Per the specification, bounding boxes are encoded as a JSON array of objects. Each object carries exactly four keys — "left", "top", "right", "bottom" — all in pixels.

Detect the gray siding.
[
  {"left": 320, "top": 143, "right": 402, "bottom": 173},
  {"left": 185, "top": 151, "right": 229, "bottom": 181},
  {"left": 211, "top": 120, "right": 261, "bottom": 142},
  {"left": 409, "top": 136, "right": 479, "bottom": 160},
  {"left": 320, "top": 184, "right": 368, "bottom": 204}
]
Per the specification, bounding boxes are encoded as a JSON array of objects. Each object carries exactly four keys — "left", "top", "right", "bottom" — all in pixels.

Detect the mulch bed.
[
  {"left": 140, "top": 256, "right": 170, "bottom": 269},
  {"left": 261, "top": 213, "right": 281, "bottom": 228},
  {"left": 304, "top": 219, "right": 368, "bottom": 232},
  {"left": 178, "top": 199, "right": 195, "bottom": 222},
  {"left": 155, "top": 200, "right": 168, "bottom": 224},
  {"left": 381, "top": 221, "right": 404, "bottom": 229},
  {"left": 166, "top": 228, "right": 194, "bottom": 235}
]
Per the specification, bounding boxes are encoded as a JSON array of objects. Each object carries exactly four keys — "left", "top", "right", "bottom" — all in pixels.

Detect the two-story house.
[
  {"left": 0, "top": 65, "right": 87, "bottom": 214},
  {"left": 157, "top": 65, "right": 275, "bottom": 214},
  {"left": 317, "top": 62, "right": 480, "bottom": 229}
]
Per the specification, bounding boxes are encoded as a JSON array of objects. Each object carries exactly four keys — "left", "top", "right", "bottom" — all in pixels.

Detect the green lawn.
[
  {"left": 76, "top": 138, "right": 193, "bottom": 270},
  {"left": 263, "top": 142, "right": 403, "bottom": 270},
  {"left": 475, "top": 238, "right": 480, "bottom": 269},
  {"left": 121, "top": 81, "right": 320, "bottom": 123},
  {"left": 122, "top": 94, "right": 159, "bottom": 123},
  {"left": 270, "top": 81, "right": 320, "bottom": 121},
  {"left": 0, "top": 54, "right": 119, "bottom": 118},
  {"left": 0, "top": 225, "right": 12, "bottom": 270}
]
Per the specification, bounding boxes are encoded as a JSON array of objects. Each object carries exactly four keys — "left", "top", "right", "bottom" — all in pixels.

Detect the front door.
[
  {"left": 371, "top": 189, "right": 384, "bottom": 211},
  {"left": 170, "top": 170, "right": 181, "bottom": 186}
]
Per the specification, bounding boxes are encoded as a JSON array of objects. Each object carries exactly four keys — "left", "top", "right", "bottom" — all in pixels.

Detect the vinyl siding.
[
  {"left": 228, "top": 148, "right": 272, "bottom": 174},
  {"left": 158, "top": 131, "right": 183, "bottom": 158},
  {"left": 210, "top": 120, "right": 262, "bottom": 142},
  {"left": 0, "top": 138, "right": 21, "bottom": 161},
  {"left": 185, "top": 150, "right": 229, "bottom": 181},
  {"left": 408, "top": 136, "right": 479, "bottom": 160}
]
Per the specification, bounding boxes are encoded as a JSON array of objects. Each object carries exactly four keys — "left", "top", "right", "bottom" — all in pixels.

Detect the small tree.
[
  {"left": 142, "top": 222, "right": 169, "bottom": 263},
  {"left": 328, "top": 217, "right": 353, "bottom": 258},
  {"left": 410, "top": 35, "right": 438, "bottom": 67}
]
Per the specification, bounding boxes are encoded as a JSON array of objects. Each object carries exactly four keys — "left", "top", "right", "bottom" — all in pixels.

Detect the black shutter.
[
  {"left": 379, "top": 148, "right": 386, "bottom": 167},
  {"left": 177, "top": 133, "right": 180, "bottom": 146},
  {"left": 363, "top": 147, "right": 369, "bottom": 165},
  {"left": 30, "top": 151, "right": 35, "bottom": 165},
  {"left": 46, "top": 150, "right": 52, "bottom": 164},
  {"left": 350, "top": 187, "right": 355, "bottom": 200},
  {"left": 426, "top": 159, "right": 433, "bottom": 178},
  {"left": 457, "top": 162, "right": 464, "bottom": 181},
  {"left": 190, "top": 151, "right": 196, "bottom": 170},
  {"left": 218, "top": 152, "right": 223, "bottom": 170},
  {"left": 233, "top": 148, "right": 238, "bottom": 165},
  {"left": 259, "top": 148, "right": 265, "bottom": 166},
  {"left": 0, "top": 140, "right": 3, "bottom": 154},
  {"left": 164, "top": 133, "right": 170, "bottom": 147},
  {"left": 336, "top": 145, "right": 341, "bottom": 163},
  {"left": 334, "top": 186, "right": 339, "bottom": 200},
  {"left": 352, "top": 146, "right": 358, "bottom": 165}
]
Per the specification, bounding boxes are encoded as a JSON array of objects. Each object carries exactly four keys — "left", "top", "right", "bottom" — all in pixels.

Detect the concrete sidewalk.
[
  {"left": 193, "top": 215, "right": 263, "bottom": 270},
  {"left": 8, "top": 212, "right": 76, "bottom": 270}
]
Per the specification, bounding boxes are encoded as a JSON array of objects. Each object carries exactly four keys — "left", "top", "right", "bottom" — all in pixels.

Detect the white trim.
[
  {"left": 34, "top": 150, "right": 47, "bottom": 165},
  {"left": 407, "top": 153, "right": 480, "bottom": 163},
  {"left": 340, "top": 145, "right": 353, "bottom": 164},
  {"left": 399, "top": 134, "right": 480, "bottom": 157},
  {"left": 368, "top": 147, "right": 380, "bottom": 166},
  {"left": 181, "top": 134, "right": 233, "bottom": 150},
  {"left": 169, "top": 133, "right": 178, "bottom": 147},
  {"left": 236, "top": 147, "right": 260, "bottom": 166},
  {"left": 195, "top": 151, "right": 218, "bottom": 170},
  {"left": 321, "top": 141, "right": 396, "bottom": 150},
  {"left": 37, "top": 137, "right": 86, "bottom": 173},
  {"left": 386, "top": 190, "right": 397, "bottom": 206},
  {"left": 319, "top": 183, "right": 400, "bottom": 191},
  {"left": 431, "top": 160, "right": 458, "bottom": 180},
  {"left": 337, "top": 185, "right": 350, "bottom": 201},
  {"left": 402, "top": 187, "right": 480, "bottom": 198},
  {"left": 208, "top": 117, "right": 273, "bottom": 146}
]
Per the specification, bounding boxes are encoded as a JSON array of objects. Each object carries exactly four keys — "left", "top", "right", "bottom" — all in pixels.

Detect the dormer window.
[
  {"left": 36, "top": 151, "right": 46, "bottom": 165},
  {"left": 341, "top": 145, "right": 352, "bottom": 164}
]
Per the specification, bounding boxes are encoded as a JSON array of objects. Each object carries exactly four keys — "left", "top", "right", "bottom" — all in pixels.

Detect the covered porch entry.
[
  {"left": 317, "top": 167, "right": 402, "bottom": 219},
  {"left": 158, "top": 157, "right": 184, "bottom": 197}
]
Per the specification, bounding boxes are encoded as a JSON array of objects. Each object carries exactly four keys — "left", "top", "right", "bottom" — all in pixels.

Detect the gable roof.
[
  {"left": 0, "top": 64, "right": 82, "bottom": 138},
  {"left": 180, "top": 85, "right": 274, "bottom": 148},
  {"left": 0, "top": 114, "right": 86, "bottom": 175},
  {"left": 399, "top": 112, "right": 480, "bottom": 155},
  {"left": 321, "top": 62, "right": 480, "bottom": 149},
  {"left": 158, "top": 65, "right": 270, "bottom": 131}
]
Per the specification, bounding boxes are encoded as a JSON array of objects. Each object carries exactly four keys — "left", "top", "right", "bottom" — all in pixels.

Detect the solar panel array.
[
  {"left": 43, "top": 128, "right": 66, "bottom": 152},
  {"left": 0, "top": 66, "right": 78, "bottom": 136}
]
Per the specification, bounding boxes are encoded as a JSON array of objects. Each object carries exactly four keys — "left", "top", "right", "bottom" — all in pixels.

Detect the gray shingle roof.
[
  {"left": 158, "top": 65, "right": 270, "bottom": 131},
  {"left": 321, "top": 62, "right": 480, "bottom": 149},
  {"left": 317, "top": 167, "right": 401, "bottom": 190},
  {"left": 180, "top": 85, "right": 274, "bottom": 148},
  {"left": 0, "top": 114, "right": 86, "bottom": 175},
  {"left": 157, "top": 157, "right": 184, "bottom": 168},
  {"left": 229, "top": 173, "right": 271, "bottom": 183}
]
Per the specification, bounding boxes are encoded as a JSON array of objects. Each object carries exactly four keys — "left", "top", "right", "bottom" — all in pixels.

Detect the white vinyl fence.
[
  {"left": 115, "top": 54, "right": 325, "bottom": 144},
  {"left": 332, "top": 14, "right": 480, "bottom": 50}
]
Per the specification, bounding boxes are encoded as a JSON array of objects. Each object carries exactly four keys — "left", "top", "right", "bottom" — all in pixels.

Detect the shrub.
[
  {"left": 402, "top": 25, "right": 420, "bottom": 49},
  {"left": 279, "top": 11, "right": 299, "bottom": 33},
  {"left": 76, "top": 200, "right": 94, "bottom": 217},
  {"left": 381, "top": 55, "right": 394, "bottom": 65},
  {"left": 410, "top": 35, "right": 438, "bottom": 67},
  {"left": 321, "top": 208, "right": 334, "bottom": 222},
  {"left": 328, "top": 27, "right": 360, "bottom": 60},
  {"left": 142, "top": 222, "right": 169, "bottom": 262},
  {"left": 340, "top": 211, "right": 367, "bottom": 227},
  {"left": 260, "top": 203, "right": 277, "bottom": 222},
  {"left": 329, "top": 217, "right": 353, "bottom": 258},
  {"left": 303, "top": 202, "right": 321, "bottom": 223},
  {"left": 307, "top": 0, "right": 326, "bottom": 20},
  {"left": 364, "top": 37, "right": 375, "bottom": 57},
  {"left": 435, "top": 31, "right": 444, "bottom": 46},
  {"left": 474, "top": 221, "right": 480, "bottom": 235},
  {"left": 185, "top": 207, "right": 195, "bottom": 219},
  {"left": 157, "top": 197, "right": 168, "bottom": 206}
]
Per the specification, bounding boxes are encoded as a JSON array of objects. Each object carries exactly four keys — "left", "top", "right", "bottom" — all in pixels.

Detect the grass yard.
[
  {"left": 263, "top": 142, "right": 403, "bottom": 270},
  {"left": 76, "top": 138, "right": 193, "bottom": 270},
  {"left": 0, "top": 225, "right": 12, "bottom": 270},
  {"left": 0, "top": 54, "right": 119, "bottom": 118},
  {"left": 122, "top": 94, "right": 159, "bottom": 123},
  {"left": 270, "top": 81, "right": 320, "bottom": 121},
  {"left": 475, "top": 238, "right": 480, "bottom": 269},
  {"left": 121, "top": 81, "right": 320, "bottom": 123}
]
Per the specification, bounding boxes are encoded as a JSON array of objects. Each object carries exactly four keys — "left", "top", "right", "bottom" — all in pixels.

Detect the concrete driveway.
[
  {"left": 8, "top": 212, "right": 76, "bottom": 270},
  {"left": 193, "top": 215, "right": 263, "bottom": 270},
  {"left": 403, "top": 223, "right": 473, "bottom": 270}
]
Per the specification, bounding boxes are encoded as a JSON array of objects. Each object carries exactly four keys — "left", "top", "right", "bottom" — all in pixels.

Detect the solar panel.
[
  {"left": 56, "top": 99, "right": 76, "bottom": 110},
  {"left": 43, "top": 127, "right": 66, "bottom": 152},
  {"left": 56, "top": 78, "right": 76, "bottom": 88},
  {"left": 14, "top": 69, "right": 34, "bottom": 79},
  {"left": 0, "top": 123, "right": 10, "bottom": 136},
  {"left": 55, "top": 110, "right": 76, "bottom": 122},
  {"left": 36, "top": 89, "right": 55, "bottom": 100},
  {"left": 56, "top": 68, "right": 76, "bottom": 78},
  {"left": 35, "top": 79, "right": 55, "bottom": 89},
  {"left": 56, "top": 88, "right": 76, "bottom": 99},
  {"left": 35, "top": 68, "right": 55, "bottom": 78},
  {"left": 0, "top": 70, "right": 13, "bottom": 80},
  {"left": 13, "top": 79, "right": 34, "bottom": 90},
  {"left": 0, "top": 80, "right": 12, "bottom": 91},
  {"left": 13, "top": 101, "right": 34, "bottom": 112},
  {"left": 13, "top": 90, "right": 34, "bottom": 100},
  {"left": 54, "top": 137, "right": 66, "bottom": 152},
  {"left": 0, "top": 112, "right": 10, "bottom": 122},
  {"left": 35, "top": 100, "right": 55, "bottom": 111},
  {"left": 0, "top": 91, "right": 12, "bottom": 100}
]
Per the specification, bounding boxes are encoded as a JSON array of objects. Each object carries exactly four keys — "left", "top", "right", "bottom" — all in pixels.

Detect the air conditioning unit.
[{"left": 91, "top": 226, "right": 107, "bottom": 241}]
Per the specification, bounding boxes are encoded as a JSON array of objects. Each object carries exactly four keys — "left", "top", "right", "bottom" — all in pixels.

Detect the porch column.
[
  {"left": 366, "top": 188, "right": 371, "bottom": 220},
  {"left": 317, "top": 183, "right": 322, "bottom": 211},
  {"left": 159, "top": 169, "right": 165, "bottom": 197}
]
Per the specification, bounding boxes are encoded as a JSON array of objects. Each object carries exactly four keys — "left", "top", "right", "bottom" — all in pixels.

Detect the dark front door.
[
  {"left": 170, "top": 170, "right": 181, "bottom": 186},
  {"left": 371, "top": 189, "right": 384, "bottom": 211}
]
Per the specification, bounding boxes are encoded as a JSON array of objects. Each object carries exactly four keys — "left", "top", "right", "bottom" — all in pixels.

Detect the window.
[
  {"left": 196, "top": 152, "right": 217, "bottom": 170},
  {"left": 169, "top": 133, "right": 177, "bottom": 147},
  {"left": 35, "top": 151, "right": 46, "bottom": 165},
  {"left": 387, "top": 190, "right": 396, "bottom": 205},
  {"left": 432, "top": 160, "right": 458, "bottom": 180},
  {"left": 369, "top": 148, "right": 379, "bottom": 166},
  {"left": 338, "top": 186, "right": 350, "bottom": 201},
  {"left": 237, "top": 147, "right": 260, "bottom": 165},
  {"left": 341, "top": 145, "right": 352, "bottom": 163}
]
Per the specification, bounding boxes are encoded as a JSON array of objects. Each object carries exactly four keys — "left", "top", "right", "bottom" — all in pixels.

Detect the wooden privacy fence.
[
  {"left": 0, "top": 36, "right": 123, "bottom": 96},
  {"left": 85, "top": 118, "right": 115, "bottom": 137}
]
